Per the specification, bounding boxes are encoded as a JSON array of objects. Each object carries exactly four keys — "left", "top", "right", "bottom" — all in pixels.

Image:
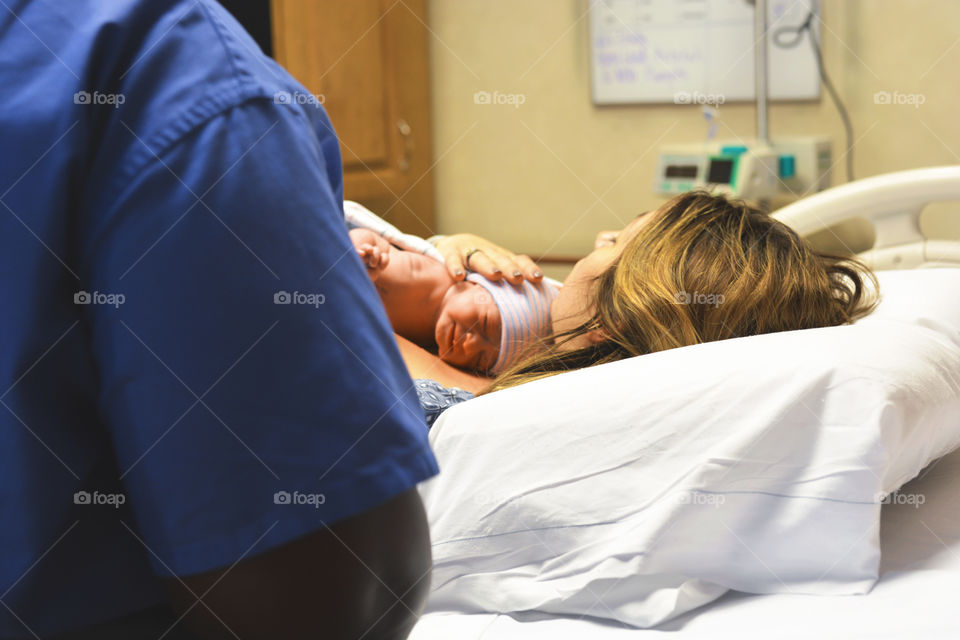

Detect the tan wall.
[{"left": 427, "top": 0, "right": 960, "bottom": 276}]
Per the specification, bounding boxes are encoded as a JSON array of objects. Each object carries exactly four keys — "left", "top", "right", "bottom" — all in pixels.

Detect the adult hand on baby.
[
  {"left": 435, "top": 233, "right": 543, "bottom": 286},
  {"left": 349, "top": 228, "right": 391, "bottom": 280}
]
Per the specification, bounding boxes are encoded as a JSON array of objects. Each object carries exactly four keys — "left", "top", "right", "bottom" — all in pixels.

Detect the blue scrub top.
[{"left": 0, "top": 0, "right": 438, "bottom": 635}]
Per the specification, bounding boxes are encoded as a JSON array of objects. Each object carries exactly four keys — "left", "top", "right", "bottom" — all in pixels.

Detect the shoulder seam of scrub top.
[
  {"left": 103, "top": 87, "right": 280, "bottom": 205},
  {"left": 99, "top": 1, "right": 291, "bottom": 213},
  {"left": 199, "top": 0, "right": 252, "bottom": 85},
  {"left": 83, "top": 91, "right": 301, "bottom": 274}
]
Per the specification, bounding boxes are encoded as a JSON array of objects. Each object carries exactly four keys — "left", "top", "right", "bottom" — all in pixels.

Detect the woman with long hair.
[
  {"left": 484, "top": 190, "right": 878, "bottom": 393},
  {"left": 402, "top": 190, "right": 878, "bottom": 423}
]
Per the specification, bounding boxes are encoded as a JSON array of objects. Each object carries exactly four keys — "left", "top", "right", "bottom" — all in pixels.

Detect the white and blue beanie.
[{"left": 465, "top": 273, "right": 561, "bottom": 375}]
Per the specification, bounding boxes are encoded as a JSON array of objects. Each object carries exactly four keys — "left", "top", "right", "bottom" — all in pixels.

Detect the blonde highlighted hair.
[{"left": 484, "top": 191, "right": 878, "bottom": 393}]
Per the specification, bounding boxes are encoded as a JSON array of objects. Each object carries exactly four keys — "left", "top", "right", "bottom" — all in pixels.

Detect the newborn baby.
[{"left": 349, "top": 227, "right": 558, "bottom": 375}]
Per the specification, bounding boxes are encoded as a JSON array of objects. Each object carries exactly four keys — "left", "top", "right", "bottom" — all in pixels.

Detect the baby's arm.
[
  {"left": 349, "top": 228, "right": 426, "bottom": 289},
  {"left": 349, "top": 228, "right": 440, "bottom": 300},
  {"left": 349, "top": 228, "right": 392, "bottom": 281},
  {"left": 349, "top": 228, "right": 452, "bottom": 347}
]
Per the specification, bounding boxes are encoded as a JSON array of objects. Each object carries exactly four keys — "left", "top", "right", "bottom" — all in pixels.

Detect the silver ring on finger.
[{"left": 464, "top": 248, "right": 484, "bottom": 271}]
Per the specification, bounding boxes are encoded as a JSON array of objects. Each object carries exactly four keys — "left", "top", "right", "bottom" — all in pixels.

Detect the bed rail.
[{"left": 773, "top": 166, "right": 960, "bottom": 269}]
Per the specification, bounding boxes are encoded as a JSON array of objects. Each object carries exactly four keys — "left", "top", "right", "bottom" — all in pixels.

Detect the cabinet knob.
[{"left": 397, "top": 118, "right": 413, "bottom": 173}]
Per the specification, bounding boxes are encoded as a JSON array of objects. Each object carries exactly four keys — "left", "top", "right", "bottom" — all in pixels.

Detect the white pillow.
[{"left": 418, "top": 268, "right": 960, "bottom": 628}]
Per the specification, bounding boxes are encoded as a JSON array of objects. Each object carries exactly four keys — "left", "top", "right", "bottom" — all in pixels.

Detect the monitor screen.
[
  {"left": 665, "top": 165, "right": 698, "bottom": 179},
  {"left": 707, "top": 158, "right": 735, "bottom": 185}
]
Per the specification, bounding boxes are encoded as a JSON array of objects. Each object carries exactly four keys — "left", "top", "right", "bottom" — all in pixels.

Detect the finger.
[
  {"left": 465, "top": 251, "right": 504, "bottom": 282},
  {"left": 441, "top": 249, "right": 468, "bottom": 281},
  {"left": 379, "top": 249, "right": 390, "bottom": 270},
  {"left": 364, "top": 246, "right": 379, "bottom": 269},
  {"left": 484, "top": 252, "right": 543, "bottom": 285},
  {"left": 513, "top": 254, "right": 544, "bottom": 282},
  {"left": 485, "top": 252, "right": 525, "bottom": 285}
]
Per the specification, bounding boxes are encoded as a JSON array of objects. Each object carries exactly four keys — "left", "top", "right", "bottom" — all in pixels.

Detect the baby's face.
[{"left": 435, "top": 281, "right": 501, "bottom": 373}]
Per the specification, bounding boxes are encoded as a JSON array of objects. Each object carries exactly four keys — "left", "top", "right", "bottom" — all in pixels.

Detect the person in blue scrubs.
[{"left": 0, "top": 1, "right": 437, "bottom": 637}]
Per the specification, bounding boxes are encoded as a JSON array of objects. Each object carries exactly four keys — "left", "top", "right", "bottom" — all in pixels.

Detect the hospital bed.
[{"left": 410, "top": 166, "right": 960, "bottom": 640}]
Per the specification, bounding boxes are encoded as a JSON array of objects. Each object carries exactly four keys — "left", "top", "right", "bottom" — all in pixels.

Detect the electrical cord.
[{"left": 773, "top": 8, "right": 855, "bottom": 183}]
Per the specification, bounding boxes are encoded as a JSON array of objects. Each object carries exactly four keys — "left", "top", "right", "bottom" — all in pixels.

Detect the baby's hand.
[{"left": 349, "top": 228, "right": 391, "bottom": 280}]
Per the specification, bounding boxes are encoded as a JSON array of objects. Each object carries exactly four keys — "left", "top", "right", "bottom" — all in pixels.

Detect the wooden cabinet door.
[{"left": 271, "top": 0, "right": 435, "bottom": 236}]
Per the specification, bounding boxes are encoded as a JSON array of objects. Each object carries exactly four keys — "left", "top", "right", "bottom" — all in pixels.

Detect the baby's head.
[{"left": 434, "top": 274, "right": 558, "bottom": 375}]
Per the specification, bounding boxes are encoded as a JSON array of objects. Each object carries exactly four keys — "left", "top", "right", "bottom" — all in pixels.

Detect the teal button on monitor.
[
  {"left": 720, "top": 145, "right": 748, "bottom": 156},
  {"left": 779, "top": 155, "right": 796, "bottom": 179}
]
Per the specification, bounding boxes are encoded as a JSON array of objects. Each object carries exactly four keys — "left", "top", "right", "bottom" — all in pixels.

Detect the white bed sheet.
[{"left": 411, "top": 446, "right": 960, "bottom": 639}]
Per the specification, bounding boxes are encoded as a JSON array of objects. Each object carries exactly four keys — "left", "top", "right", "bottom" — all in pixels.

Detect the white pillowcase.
[{"left": 418, "top": 268, "right": 960, "bottom": 628}]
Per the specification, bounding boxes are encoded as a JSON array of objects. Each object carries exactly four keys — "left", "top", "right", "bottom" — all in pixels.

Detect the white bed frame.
[
  {"left": 773, "top": 165, "right": 960, "bottom": 269},
  {"left": 411, "top": 168, "right": 960, "bottom": 640}
]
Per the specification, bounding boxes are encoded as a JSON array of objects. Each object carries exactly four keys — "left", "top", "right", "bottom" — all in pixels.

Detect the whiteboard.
[{"left": 590, "top": 0, "right": 820, "bottom": 104}]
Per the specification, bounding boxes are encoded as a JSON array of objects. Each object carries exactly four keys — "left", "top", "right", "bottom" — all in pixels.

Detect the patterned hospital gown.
[{"left": 414, "top": 379, "right": 475, "bottom": 429}]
